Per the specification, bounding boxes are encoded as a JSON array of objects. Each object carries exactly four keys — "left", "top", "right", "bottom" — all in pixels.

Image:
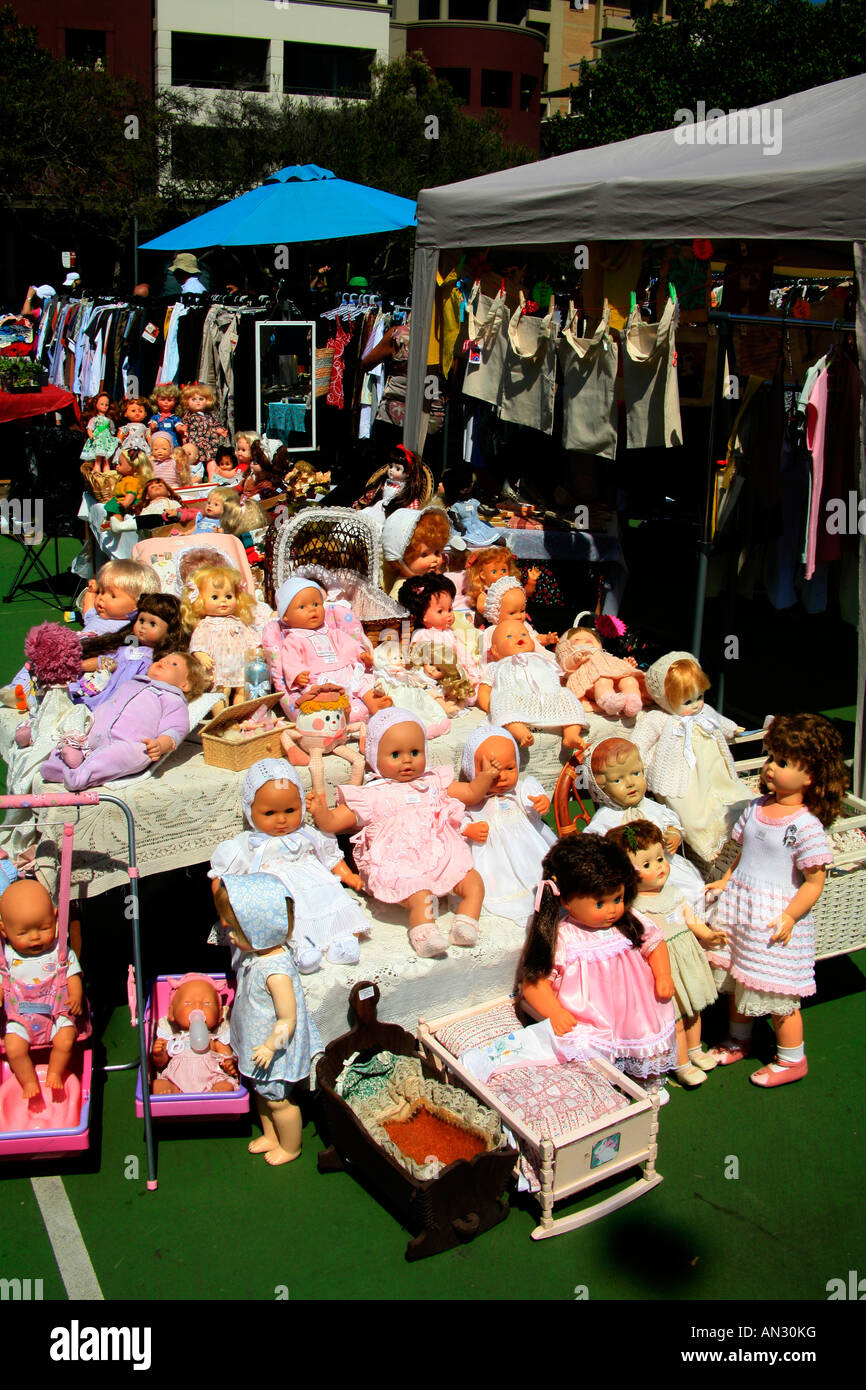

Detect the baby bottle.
[{"left": 244, "top": 647, "right": 270, "bottom": 701}]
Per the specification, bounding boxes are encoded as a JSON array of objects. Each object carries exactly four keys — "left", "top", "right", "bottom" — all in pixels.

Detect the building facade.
[{"left": 15, "top": 0, "right": 154, "bottom": 89}]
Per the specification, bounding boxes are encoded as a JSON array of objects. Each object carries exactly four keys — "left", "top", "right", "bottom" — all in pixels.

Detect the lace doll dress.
[
  {"left": 463, "top": 777, "right": 556, "bottom": 925},
  {"left": 483, "top": 652, "right": 586, "bottom": 731}
]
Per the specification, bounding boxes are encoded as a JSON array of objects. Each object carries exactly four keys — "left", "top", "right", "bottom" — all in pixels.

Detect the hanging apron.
[
  {"left": 558, "top": 300, "right": 619, "bottom": 459},
  {"left": 499, "top": 293, "right": 557, "bottom": 435},
  {"left": 462, "top": 282, "right": 511, "bottom": 407},
  {"left": 621, "top": 296, "right": 683, "bottom": 449}
]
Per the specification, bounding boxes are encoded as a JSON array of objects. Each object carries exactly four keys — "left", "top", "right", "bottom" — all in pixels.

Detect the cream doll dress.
[
  {"left": 483, "top": 652, "right": 586, "bottom": 731},
  {"left": 633, "top": 882, "right": 717, "bottom": 1022},
  {"left": 463, "top": 776, "right": 556, "bottom": 925}
]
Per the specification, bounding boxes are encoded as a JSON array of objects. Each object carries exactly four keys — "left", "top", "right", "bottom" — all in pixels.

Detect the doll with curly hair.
[
  {"left": 182, "top": 563, "right": 264, "bottom": 707},
  {"left": 177, "top": 383, "right": 228, "bottom": 465}
]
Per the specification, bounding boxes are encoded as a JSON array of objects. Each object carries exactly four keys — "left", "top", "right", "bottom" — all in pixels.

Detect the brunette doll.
[
  {"left": 79, "top": 392, "right": 118, "bottom": 470},
  {"left": 70, "top": 591, "right": 185, "bottom": 709},
  {"left": 116, "top": 397, "right": 152, "bottom": 456}
]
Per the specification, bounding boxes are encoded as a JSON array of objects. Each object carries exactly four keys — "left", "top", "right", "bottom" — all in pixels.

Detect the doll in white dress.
[
  {"left": 476, "top": 620, "right": 586, "bottom": 751},
  {"left": 460, "top": 725, "right": 556, "bottom": 926},
  {"left": 209, "top": 759, "right": 370, "bottom": 971}
]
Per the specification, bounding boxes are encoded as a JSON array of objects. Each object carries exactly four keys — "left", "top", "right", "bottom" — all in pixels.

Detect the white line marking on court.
[{"left": 31, "top": 1176, "right": 104, "bottom": 1301}]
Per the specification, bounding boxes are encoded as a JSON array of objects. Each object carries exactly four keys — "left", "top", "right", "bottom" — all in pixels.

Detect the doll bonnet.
[
  {"left": 364, "top": 706, "right": 428, "bottom": 773},
  {"left": 221, "top": 873, "right": 293, "bottom": 950},
  {"left": 242, "top": 758, "right": 305, "bottom": 826},
  {"left": 483, "top": 577, "right": 523, "bottom": 624},
  {"left": 381, "top": 507, "right": 435, "bottom": 563},
  {"left": 275, "top": 576, "right": 325, "bottom": 620},
  {"left": 460, "top": 724, "right": 519, "bottom": 780},
  {"left": 644, "top": 651, "right": 696, "bottom": 714}
]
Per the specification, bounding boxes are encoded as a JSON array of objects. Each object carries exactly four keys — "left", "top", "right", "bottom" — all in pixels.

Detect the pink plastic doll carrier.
[{"left": 133, "top": 973, "right": 249, "bottom": 1120}]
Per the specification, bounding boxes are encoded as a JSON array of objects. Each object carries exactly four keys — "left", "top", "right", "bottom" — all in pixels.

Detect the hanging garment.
[
  {"left": 498, "top": 294, "right": 557, "bottom": 436},
  {"left": 462, "top": 283, "right": 510, "bottom": 407},
  {"left": 326, "top": 317, "right": 353, "bottom": 409},
  {"left": 621, "top": 297, "right": 683, "bottom": 449},
  {"left": 558, "top": 301, "right": 618, "bottom": 459},
  {"left": 427, "top": 266, "right": 463, "bottom": 378}
]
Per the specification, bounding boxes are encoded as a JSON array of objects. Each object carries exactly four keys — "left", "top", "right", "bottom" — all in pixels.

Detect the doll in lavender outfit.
[{"left": 69, "top": 593, "right": 184, "bottom": 710}]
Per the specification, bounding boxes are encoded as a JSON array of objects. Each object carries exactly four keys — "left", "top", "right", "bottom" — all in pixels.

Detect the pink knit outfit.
[
  {"left": 261, "top": 618, "right": 376, "bottom": 721},
  {"left": 563, "top": 649, "right": 638, "bottom": 702}
]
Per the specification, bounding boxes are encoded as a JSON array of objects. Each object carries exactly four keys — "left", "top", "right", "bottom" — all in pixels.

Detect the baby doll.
[
  {"left": 460, "top": 725, "right": 556, "bottom": 926},
  {"left": 478, "top": 577, "right": 557, "bottom": 655},
  {"left": 0, "top": 880, "right": 87, "bottom": 1099},
  {"left": 262, "top": 577, "right": 389, "bottom": 723},
  {"left": 465, "top": 545, "right": 538, "bottom": 618},
  {"left": 69, "top": 592, "right": 185, "bottom": 710},
  {"left": 79, "top": 392, "right": 118, "bottom": 470},
  {"left": 134, "top": 478, "right": 184, "bottom": 533},
  {"left": 380, "top": 507, "right": 451, "bottom": 600},
  {"left": 210, "top": 759, "right": 370, "bottom": 971},
  {"left": 147, "top": 383, "right": 183, "bottom": 448},
  {"left": 308, "top": 707, "right": 500, "bottom": 957},
  {"left": 637, "top": 652, "right": 749, "bottom": 864},
  {"left": 217, "top": 492, "right": 268, "bottom": 542},
  {"left": 183, "top": 563, "right": 268, "bottom": 708},
  {"left": 582, "top": 737, "right": 707, "bottom": 911},
  {"left": 152, "top": 974, "right": 239, "bottom": 1094},
  {"left": 477, "top": 620, "right": 586, "bottom": 750},
  {"left": 149, "top": 430, "right": 188, "bottom": 488},
  {"left": 40, "top": 651, "right": 210, "bottom": 790},
  {"left": 178, "top": 383, "right": 228, "bottom": 465},
  {"left": 116, "top": 397, "right": 152, "bottom": 456},
  {"left": 210, "top": 445, "right": 244, "bottom": 486},
  {"left": 705, "top": 712, "right": 843, "bottom": 1088},
  {"left": 234, "top": 432, "right": 259, "bottom": 470},
  {"left": 607, "top": 821, "right": 725, "bottom": 1087},
  {"left": 213, "top": 873, "right": 322, "bottom": 1166},
  {"left": 398, "top": 574, "right": 483, "bottom": 689},
  {"left": 101, "top": 448, "right": 153, "bottom": 525},
  {"left": 79, "top": 559, "right": 161, "bottom": 637},
  {"left": 519, "top": 834, "right": 677, "bottom": 1093},
  {"left": 555, "top": 625, "right": 645, "bottom": 718}
]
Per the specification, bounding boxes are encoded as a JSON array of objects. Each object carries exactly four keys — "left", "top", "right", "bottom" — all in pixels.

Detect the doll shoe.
[
  {"left": 292, "top": 939, "right": 323, "bottom": 974},
  {"left": 710, "top": 1038, "right": 751, "bottom": 1065},
  {"left": 749, "top": 1056, "right": 808, "bottom": 1088},
  {"left": 0, "top": 685, "right": 19, "bottom": 708},
  {"left": 688, "top": 1047, "right": 719, "bottom": 1071},
  {"left": 673, "top": 1062, "right": 707, "bottom": 1087},
  {"left": 621, "top": 693, "right": 643, "bottom": 718},
  {"left": 326, "top": 935, "right": 361, "bottom": 967},
  {"left": 408, "top": 923, "right": 449, "bottom": 959},
  {"left": 449, "top": 915, "right": 479, "bottom": 948}
]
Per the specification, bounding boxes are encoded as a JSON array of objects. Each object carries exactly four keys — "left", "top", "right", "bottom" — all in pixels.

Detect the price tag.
[
  {"left": 141, "top": 322, "right": 160, "bottom": 343},
  {"left": 468, "top": 342, "right": 482, "bottom": 365},
  {"left": 358, "top": 986, "right": 375, "bottom": 1001}
]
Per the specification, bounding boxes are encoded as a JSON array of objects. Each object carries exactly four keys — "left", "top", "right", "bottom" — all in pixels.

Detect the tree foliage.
[{"left": 544, "top": 0, "right": 866, "bottom": 155}]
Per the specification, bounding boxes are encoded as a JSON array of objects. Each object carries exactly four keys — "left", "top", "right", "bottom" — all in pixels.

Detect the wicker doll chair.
[
  {"left": 553, "top": 750, "right": 593, "bottom": 837},
  {"left": 265, "top": 506, "right": 379, "bottom": 605}
]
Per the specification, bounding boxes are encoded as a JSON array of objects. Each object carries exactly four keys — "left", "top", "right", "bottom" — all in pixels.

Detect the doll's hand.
[
  {"left": 152, "top": 1039, "right": 169, "bottom": 1068},
  {"left": 663, "top": 829, "right": 681, "bottom": 854},
  {"left": 768, "top": 912, "right": 795, "bottom": 945},
  {"left": 251, "top": 1043, "right": 275, "bottom": 1069},
  {"left": 293, "top": 671, "right": 311, "bottom": 689},
  {"left": 463, "top": 822, "right": 489, "bottom": 844},
  {"left": 655, "top": 974, "right": 675, "bottom": 1001},
  {"left": 529, "top": 793, "right": 550, "bottom": 816},
  {"left": 527, "top": 566, "right": 541, "bottom": 584},
  {"left": 194, "top": 651, "right": 214, "bottom": 671},
  {"left": 335, "top": 864, "right": 365, "bottom": 892},
  {"left": 66, "top": 985, "right": 83, "bottom": 1017},
  {"left": 143, "top": 734, "right": 173, "bottom": 762},
  {"left": 216, "top": 427, "right": 228, "bottom": 437},
  {"left": 705, "top": 877, "right": 728, "bottom": 900},
  {"left": 359, "top": 650, "right": 374, "bottom": 670},
  {"left": 701, "top": 927, "right": 728, "bottom": 949},
  {"left": 539, "top": 631, "right": 559, "bottom": 647},
  {"left": 218, "top": 1053, "right": 239, "bottom": 1078},
  {"left": 86, "top": 578, "right": 99, "bottom": 595},
  {"left": 549, "top": 1003, "right": 579, "bottom": 1037},
  {"left": 479, "top": 754, "right": 502, "bottom": 786}
]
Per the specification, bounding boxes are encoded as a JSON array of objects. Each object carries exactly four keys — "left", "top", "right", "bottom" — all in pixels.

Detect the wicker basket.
[
  {"left": 200, "top": 693, "right": 288, "bottom": 771},
  {"left": 265, "top": 505, "right": 381, "bottom": 606},
  {"left": 80, "top": 464, "right": 118, "bottom": 503}
]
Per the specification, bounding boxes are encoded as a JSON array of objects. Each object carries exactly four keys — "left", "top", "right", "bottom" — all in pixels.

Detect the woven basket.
[
  {"left": 290, "top": 563, "right": 408, "bottom": 648},
  {"left": 265, "top": 505, "right": 380, "bottom": 606},
  {"left": 200, "top": 693, "right": 287, "bottom": 771},
  {"left": 315, "top": 346, "right": 334, "bottom": 398},
  {"left": 80, "top": 464, "right": 118, "bottom": 503}
]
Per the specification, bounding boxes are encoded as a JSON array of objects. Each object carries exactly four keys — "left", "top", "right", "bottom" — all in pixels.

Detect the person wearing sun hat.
[{"left": 168, "top": 253, "right": 207, "bottom": 295}]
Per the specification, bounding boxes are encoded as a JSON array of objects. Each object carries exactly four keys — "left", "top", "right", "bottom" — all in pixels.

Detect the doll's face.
[
  {"left": 629, "top": 843, "right": 670, "bottom": 892},
  {"left": 475, "top": 735, "right": 518, "bottom": 795},
  {"left": 182, "top": 443, "right": 200, "bottom": 464},
  {"left": 595, "top": 748, "right": 646, "bottom": 807},
  {"left": 0, "top": 887, "right": 58, "bottom": 957},
  {"left": 480, "top": 555, "right": 510, "bottom": 589},
  {"left": 116, "top": 455, "right": 134, "bottom": 477},
  {"left": 297, "top": 703, "right": 347, "bottom": 740},
  {"left": 187, "top": 391, "right": 208, "bottom": 412},
  {"left": 491, "top": 620, "right": 534, "bottom": 659},
  {"left": 95, "top": 580, "right": 135, "bottom": 620},
  {"left": 423, "top": 590, "right": 454, "bottom": 631},
  {"left": 762, "top": 751, "right": 812, "bottom": 800},
  {"left": 156, "top": 395, "right": 175, "bottom": 414},
  {"left": 387, "top": 461, "right": 407, "bottom": 486},
  {"left": 202, "top": 577, "right": 238, "bottom": 618},
  {"left": 242, "top": 474, "right": 260, "bottom": 498},
  {"left": 403, "top": 542, "right": 445, "bottom": 577},
  {"left": 145, "top": 480, "right": 170, "bottom": 502},
  {"left": 133, "top": 610, "right": 169, "bottom": 647},
  {"left": 497, "top": 587, "right": 527, "bottom": 625},
  {"left": 150, "top": 435, "right": 173, "bottom": 463},
  {"left": 148, "top": 653, "right": 191, "bottom": 692},
  {"left": 204, "top": 495, "right": 224, "bottom": 519},
  {"left": 562, "top": 885, "right": 626, "bottom": 931},
  {"left": 376, "top": 721, "right": 426, "bottom": 782},
  {"left": 671, "top": 685, "right": 705, "bottom": 718},
  {"left": 250, "top": 779, "right": 304, "bottom": 836},
  {"left": 95, "top": 394, "right": 110, "bottom": 414},
  {"left": 235, "top": 437, "right": 252, "bottom": 465},
  {"left": 125, "top": 401, "right": 146, "bottom": 422},
  {"left": 282, "top": 587, "right": 324, "bottom": 630},
  {"left": 170, "top": 978, "right": 221, "bottom": 1032},
  {"left": 215, "top": 459, "right": 237, "bottom": 479}
]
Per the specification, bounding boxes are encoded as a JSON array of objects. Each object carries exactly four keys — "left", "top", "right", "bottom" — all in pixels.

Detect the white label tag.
[
  {"left": 358, "top": 986, "right": 375, "bottom": 1001},
  {"left": 309, "top": 633, "right": 338, "bottom": 664},
  {"left": 142, "top": 322, "right": 159, "bottom": 343},
  {"left": 404, "top": 791, "right": 421, "bottom": 804}
]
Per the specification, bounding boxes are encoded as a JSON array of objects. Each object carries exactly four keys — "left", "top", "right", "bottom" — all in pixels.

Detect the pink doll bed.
[
  {"left": 134, "top": 974, "right": 249, "bottom": 1120},
  {"left": 417, "top": 996, "right": 663, "bottom": 1240},
  {"left": 131, "top": 532, "right": 257, "bottom": 599}
]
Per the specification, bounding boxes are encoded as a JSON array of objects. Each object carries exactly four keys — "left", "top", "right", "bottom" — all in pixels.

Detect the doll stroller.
[{"left": 0, "top": 791, "right": 157, "bottom": 1188}]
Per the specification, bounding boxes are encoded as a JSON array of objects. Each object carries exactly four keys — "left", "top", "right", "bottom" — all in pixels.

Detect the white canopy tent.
[{"left": 404, "top": 74, "right": 866, "bottom": 791}]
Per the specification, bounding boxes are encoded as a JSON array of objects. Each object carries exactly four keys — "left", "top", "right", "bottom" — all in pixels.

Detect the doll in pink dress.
[
  {"left": 182, "top": 563, "right": 269, "bottom": 708},
  {"left": 555, "top": 625, "right": 645, "bottom": 717},
  {"left": 519, "top": 833, "right": 677, "bottom": 1094},
  {"left": 308, "top": 707, "right": 500, "bottom": 958},
  {"left": 151, "top": 975, "right": 239, "bottom": 1094},
  {"left": 261, "top": 577, "right": 391, "bottom": 723}
]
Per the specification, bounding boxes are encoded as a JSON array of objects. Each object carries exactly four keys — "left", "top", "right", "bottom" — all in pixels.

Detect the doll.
[
  {"left": 555, "top": 625, "right": 645, "bottom": 717},
  {"left": 380, "top": 507, "right": 451, "bottom": 600},
  {"left": 183, "top": 563, "right": 267, "bottom": 707},
  {"left": 477, "top": 620, "right": 586, "bottom": 751},
  {"left": 607, "top": 821, "right": 725, "bottom": 1087},
  {"left": 69, "top": 592, "right": 185, "bottom": 710},
  {"left": 210, "top": 445, "right": 244, "bottom": 486},
  {"left": 397, "top": 574, "right": 483, "bottom": 688},
  {"left": 101, "top": 448, "right": 153, "bottom": 525},
  {"left": 308, "top": 707, "right": 500, "bottom": 957},
  {"left": 465, "top": 545, "right": 538, "bottom": 617},
  {"left": 178, "top": 382, "right": 228, "bottom": 465},
  {"left": 149, "top": 430, "right": 188, "bottom": 488},
  {"left": 134, "top": 478, "right": 185, "bottom": 534},
  {"left": 217, "top": 492, "right": 268, "bottom": 542},
  {"left": 261, "top": 577, "right": 389, "bottom": 723},
  {"left": 0, "top": 880, "right": 87, "bottom": 1098},
  {"left": 151, "top": 974, "right": 239, "bottom": 1094},
  {"left": 79, "top": 392, "right": 118, "bottom": 470},
  {"left": 213, "top": 873, "right": 321, "bottom": 1166},
  {"left": 147, "top": 383, "right": 183, "bottom": 448},
  {"left": 40, "top": 651, "right": 210, "bottom": 790},
  {"left": 582, "top": 737, "right": 707, "bottom": 911},
  {"left": 188, "top": 488, "right": 226, "bottom": 534},
  {"left": 637, "top": 652, "right": 749, "bottom": 864},
  {"left": 519, "top": 834, "right": 677, "bottom": 1094},
  {"left": 477, "top": 577, "right": 556, "bottom": 655},
  {"left": 116, "top": 397, "right": 152, "bottom": 455},
  {"left": 210, "top": 759, "right": 370, "bottom": 971},
  {"left": 178, "top": 441, "right": 204, "bottom": 483},
  {"left": 278, "top": 685, "right": 365, "bottom": 791},
  {"left": 460, "top": 725, "right": 556, "bottom": 926},
  {"left": 704, "top": 713, "right": 844, "bottom": 1088},
  {"left": 357, "top": 444, "right": 427, "bottom": 524}
]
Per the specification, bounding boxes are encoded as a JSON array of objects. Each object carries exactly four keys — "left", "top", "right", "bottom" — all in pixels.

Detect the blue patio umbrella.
[{"left": 139, "top": 165, "right": 417, "bottom": 250}]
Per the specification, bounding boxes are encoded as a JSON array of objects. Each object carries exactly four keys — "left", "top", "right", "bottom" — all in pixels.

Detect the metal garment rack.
[{"left": 691, "top": 309, "right": 857, "bottom": 701}]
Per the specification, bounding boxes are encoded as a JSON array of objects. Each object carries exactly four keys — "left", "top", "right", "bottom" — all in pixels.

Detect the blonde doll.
[
  {"left": 178, "top": 382, "right": 228, "bottom": 465},
  {"left": 147, "top": 383, "right": 183, "bottom": 447},
  {"left": 182, "top": 563, "right": 265, "bottom": 706},
  {"left": 217, "top": 492, "right": 268, "bottom": 539},
  {"left": 465, "top": 545, "right": 538, "bottom": 617},
  {"left": 234, "top": 431, "right": 260, "bottom": 471},
  {"left": 102, "top": 448, "right": 153, "bottom": 523},
  {"left": 177, "top": 441, "right": 204, "bottom": 483}
]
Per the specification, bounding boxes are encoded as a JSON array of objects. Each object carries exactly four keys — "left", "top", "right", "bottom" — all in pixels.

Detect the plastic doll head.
[
  {"left": 243, "top": 758, "right": 306, "bottom": 827},
  {"left": 150, "top": 432, "right": 174, "bottom": 463},
  {"left": 401, "top": 511, "right": 450, "bottom": 577},
  {"left": 365, "top": 706, "right": 427, "bottom": 777},
  {"left": 132, "top": 592, "right": 183, "bottom": 655},
  {"left": 95, "top": 393, "right": 111, "bottom": 415},
  {"left": 590, "top": 739, "right": 646, "bottom": 809},
  {"left": 489, "top": 620, "right": 534, "bottom": 660},
  {"left": 210, "top": 489, "right": 250, "bottom": 536},
  {"left": 124, "top": 397, "right": 148, "bottom": 423},
  {"left": 465, "top": 546, "right": 518, "bottom": 603},
  {"left": 235, "top": 433, "right": 258, "bottom": 466},
  {"left": 181, "top": 564, "right": 255, "bottom": 632},
  {"left": 484, "top": 577, "right": 525, "bottom": 626},
  {"left": 204, "top": 489, "right": 225, "bottom": 520},
  {"left": 645, "top": 652, "right": 709, "bottom": 717},
  {"left": 133, "top": 608, "right": 168, "bottom": 649},
  {"left": 142, "top": 478, "right": 170, "bottom": 505},
  {"left": 277, "top": 579, "right": 325, "bottom": 630},
  {"left": 375, "top": 720, "right": 427, "bottom": 782},
  {"left": 759, "top": 712, "right": 847, "bottom": 827},
  {"left": 606, "top": 821, "right": 669, "bottom": 893},
  {"left": 0, "top": 879, "right": 58, "bottom": 957},
  {"left": 250, "top": 778, "right": 304, "bottom": 837},
  {"left": 94, "top": 560, "right": 160, "bottom": 620},
  {"left": 169, "top": 976, "right": 222, "bottom": 1032},
  {"left": 115, "top": 450, "right": 134, "bottom": 477},
  {"left": 474, "top": 734, "right": 519, "bottom": 795},
  {"left": 555, "top": 626, "right": 602, "bottom": 673},
  {"left": 397, "top": 574, "right": 456, "bottom": 633},
  {"left": 152, "top": 383, "right": 179, "bottom": 412},
  {"left": 182, "top": 441, "right": 200, "bottom": 464},
  {"left": 180, "top": 383, "right": 215, "bottom": 414},
  {"left": 148, "top": 650, "right": 211, "bottom": 699}
]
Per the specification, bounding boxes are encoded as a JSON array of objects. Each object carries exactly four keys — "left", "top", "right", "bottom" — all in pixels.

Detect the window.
[
  {"left": 481, "top": 69, "right": 512, "bottom": 108},
  {"left": 519, "top": 73, "right": 537, "bottom": 111},
  {"left": 418, "top": 0, "right": 441, "bottom": 16},
  {"left": 65, "top": 29, "right": 106, "bottom": 69},
  {"left": 435, "top": 68, "right": 472, "bottom": 103},
  {"left": 171, "top": 33, "right": 269, "bottom": 91},
  {"left": 283, "top": 43, "right": 375, "bottom": 98},
  {"left": 528, "top": 0, "right": 550, "bottom": 10},
  {"left": 448, "top": 0, "right": 490, "bottom": 20},
  {"left": 498, "top": 0, "right": 527, "bottom": 22}
]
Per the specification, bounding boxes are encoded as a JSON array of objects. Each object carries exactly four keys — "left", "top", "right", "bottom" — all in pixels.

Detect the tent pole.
[{"left": 691, "top": 317, "right": 729, "bottom": 659}]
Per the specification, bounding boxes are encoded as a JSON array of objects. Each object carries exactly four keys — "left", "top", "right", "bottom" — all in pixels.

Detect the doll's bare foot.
[
  {"left": 44, "top": 1066, "right": 67, "bottom": 1093},
  {"left": 21, "top": 1075, "right": 42, "bottom": 1101},
  {"left": 248, "top": 1135, "right": 278, "bottom": 1154},
  {"left": 263, "top": 1145, "right": 301, "bottom": 1166},
  {"left": 505, "top": 721, "right": 534, "bottom": 748}
]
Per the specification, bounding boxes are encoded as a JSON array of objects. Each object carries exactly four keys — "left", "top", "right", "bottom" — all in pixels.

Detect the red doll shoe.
[
  {"left": 749, "top": 1056, "right": 808, "bottom": 1088},
  {"left": 710, "top": 1039, "right": 751, "bottom": 1065}
]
